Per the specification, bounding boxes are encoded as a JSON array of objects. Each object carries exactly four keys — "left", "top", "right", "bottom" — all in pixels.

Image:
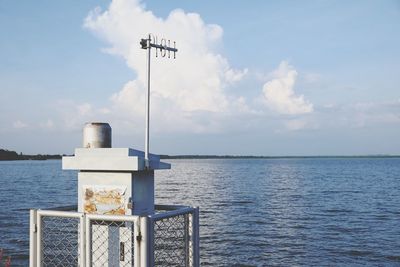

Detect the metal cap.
[{"left": 83, "top": 122, "right": 112, "bottom": 148}]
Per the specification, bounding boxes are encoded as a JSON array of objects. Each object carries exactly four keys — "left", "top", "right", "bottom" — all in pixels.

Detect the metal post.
[
  {"left": 145, "top": 34, "right": 151, "bottom": 168},
  {"left": 141, "top": 34, "right": 177, "bottom": 169},
  {"left": 36, "top": 213, "right": 42, "bottom": 267},
  {"left": 139, "top": 216, "right": 152, "bottom": 266},
  {"left": 193, "top": 207, "right": 200, "bottom": 267},
  {"left": 80, "top": 214, "right": 86, "bottom": 267},
  {"left": 85, "top": 215, "right": 91, "bottom": 267},
  {"left": 134, "top": 218, "right": 141, "bottom": 267},
  {"left": 29, "top": 210, "right": 37, "bottom": 267},
  {"left": 184, "top": 214, "right": 190, "bottom": 266}
]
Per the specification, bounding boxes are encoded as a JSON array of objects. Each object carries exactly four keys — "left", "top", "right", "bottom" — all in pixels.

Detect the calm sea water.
[{"left": 0, "top": 158, "right": 400, "bottom": 266}]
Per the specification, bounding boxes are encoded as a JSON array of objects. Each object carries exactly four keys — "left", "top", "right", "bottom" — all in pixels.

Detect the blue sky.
[{"left": 0, "top": 0, "right": 399, "bottom": 155}]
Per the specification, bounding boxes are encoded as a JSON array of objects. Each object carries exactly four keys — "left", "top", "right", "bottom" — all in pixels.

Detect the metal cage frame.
[{"left": 30, "top": 205, "right": 199, "bottom": 267}]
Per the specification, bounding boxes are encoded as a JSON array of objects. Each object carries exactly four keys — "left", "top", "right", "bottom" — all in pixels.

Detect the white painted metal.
[
  {"left": 145, "top": 34, "right": 151, "bottom": 168},
  {"left": 79, "top": 213, "right": 86, "bottom": 267},
  {"left": 37, "top": 209, "right": 83, "bottom": 218},
  {"left": 141, "top": 34, "right": 177, "bottom": 169},
  {"left": 86, "top": 213, "right": 137, "bottom": 222},
  {"left": 31, "top": 206, "right": 199, "bottom": 267},
  {"left": 185, "top": 213, "right": 190, "bottom": 266},
  {"left": 193, "top": 207, "right": 200, "bottom": 267},
  {"left": 140, "top": 216, "right": 149, "bottom": 267},
  {"left": 85, "top": 216, "right": 91, "bottom": 267},
  {"left": 149, "top": 206, "right": 193, "bottom": 220},
  {"left": 134, "top": 219, "right": 141, "bottom": 267},
  {"left": 36, "top": 210, "right": 84, "bottom": 267},
  {"left": 29, "top": 210, "right": 37, "bottom": 267},
  {"left": 36, "top": 212, "right": 42, "bottom": 267},
  {"left": 86, "top": 213, "right": 138, "bottom": 267}
]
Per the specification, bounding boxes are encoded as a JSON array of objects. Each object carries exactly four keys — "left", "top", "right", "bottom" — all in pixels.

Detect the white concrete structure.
[
  {"left": 63, "top": 148, "right": 170, "bottom": 216},
  {"left": 30, "top": 123, "right": 199, "bottom": 267}
]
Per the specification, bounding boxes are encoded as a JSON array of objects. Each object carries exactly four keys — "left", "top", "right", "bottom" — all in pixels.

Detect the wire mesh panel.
[
  {"left": 89, "top": 220, "right": 134, "bottom": 267},
  {"left": 153, "top": 213, "right": 193, "bottom": 266},
  {"left": 40, "top": 215, "right": 80, "bottom": 267},
  {"left": 31, "top": 206, "right": 198, "bottom": 267}
]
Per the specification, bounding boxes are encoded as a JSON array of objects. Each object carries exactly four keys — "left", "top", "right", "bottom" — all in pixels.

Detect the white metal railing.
[{"left": 30, "top": 205, "right": 199, "bottom": 267}]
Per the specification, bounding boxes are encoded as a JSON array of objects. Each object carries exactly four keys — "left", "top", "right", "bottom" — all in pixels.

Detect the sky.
[{"left": 0, "top": 0, "right": 399, "bottom": 156}]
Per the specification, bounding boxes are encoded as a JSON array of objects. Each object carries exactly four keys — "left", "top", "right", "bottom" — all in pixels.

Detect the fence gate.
[
  {"left": 31, "top": 210, "right": 85, "bottom": 267},
  {"left": 85, "top": 214, "right": 139, "bottom": 267}
]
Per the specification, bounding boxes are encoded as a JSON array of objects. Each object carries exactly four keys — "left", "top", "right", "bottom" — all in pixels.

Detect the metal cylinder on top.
[{"left": 83, "top": 122, "right": 112, "bottom": 148}]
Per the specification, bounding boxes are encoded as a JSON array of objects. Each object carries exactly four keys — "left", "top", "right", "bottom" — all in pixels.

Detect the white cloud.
[
  {"left": 55, "top": 100, "right": 112, "bottom": 130},
  {"left": 84, "top": 0, "right": 248, "bottom": 133},
  {"left": 40, "top": 119, "right": 54, "bottom": 129},
  {"left": 303, "top": 72, "right": 321, "bottom": 83},
  {"left": 78, "top": 103, "right": 92, "bottom": 116},
  {"left": 284, "top": 119, "right": 308, "bottom": 131},
  {"left": 262, "top": 61, "right": 313, "bottom": 115},
  {"left": 13, "top": 120, "right": 28, "bottom": 129},
  {"left": 78, "top": 0, "right": 320, "bottom": 136},
  {"left": 351, "top": 100, "right": 400, "bottom": 128},
  {"left": 225, "top": 68, "right": 248, "bottom": 84}
]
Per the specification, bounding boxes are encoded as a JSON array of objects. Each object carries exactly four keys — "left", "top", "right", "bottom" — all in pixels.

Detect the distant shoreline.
[
  {"left": 0, "top": 149, "right": 63, "bottom": 161},
  {"left": 160, "top": 155, "right": 400, "bottom": 159},
  {"left": 1, "top": 148, "right": 399, "bottom": 161}
]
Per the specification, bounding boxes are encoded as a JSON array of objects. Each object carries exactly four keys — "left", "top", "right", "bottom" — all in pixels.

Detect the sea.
[{"left": 0, "top": 158, "right": 399, "bottom": 266}]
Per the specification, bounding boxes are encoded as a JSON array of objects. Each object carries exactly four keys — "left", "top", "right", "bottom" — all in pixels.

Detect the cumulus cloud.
[
  {"left": 262, "top": 61, "right": 313, "bottom": 115},
  {"left": 84, "top": 0, "right": 248, "bottom": 133},
  {"left": 79, "top": 0, "right": 318, "bottom": 136},
  {"left": 13, "top": 120, "right": 28, "bottom": 129}
]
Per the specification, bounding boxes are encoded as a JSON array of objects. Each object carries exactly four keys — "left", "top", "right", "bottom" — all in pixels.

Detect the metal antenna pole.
[
  {"left": 140, "top": 34, "right": 177, "bottom": 169},
  {"left": 145, "top": 34, "right": 151, "bottom": 168}
]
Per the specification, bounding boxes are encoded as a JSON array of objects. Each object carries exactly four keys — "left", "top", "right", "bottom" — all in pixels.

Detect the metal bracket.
[
  {"left": 128, "top": 197, "right": 133, "bottom": 210},
  {"left": 119, "top": 242, "right": 125, "bottom": 261},
  {"left": 136, "top": 232, "right": 142, "bottom": 242}
]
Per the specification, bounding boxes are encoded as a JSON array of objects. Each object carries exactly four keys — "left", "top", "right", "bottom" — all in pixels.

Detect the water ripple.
[{"left": 1, "top": 158, "right": 400, "bottom": 266}]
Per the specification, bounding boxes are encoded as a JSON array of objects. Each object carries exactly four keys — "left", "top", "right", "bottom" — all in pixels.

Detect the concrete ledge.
[
  {"left": 63, "top": 156, "right": 143, "bottom": 171},
  {"left": 62, "top": 147, "right": 171, "bottom": 171}
]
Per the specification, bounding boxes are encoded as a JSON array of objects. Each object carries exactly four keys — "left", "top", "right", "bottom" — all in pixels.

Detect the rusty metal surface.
[{"left": 83, "top": 185, "right": 127, "bottom": 215}]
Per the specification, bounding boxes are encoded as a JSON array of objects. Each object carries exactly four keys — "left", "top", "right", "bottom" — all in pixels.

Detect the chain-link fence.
[
  {"left": 32, "top": 210, "right": 85, "bottom": 267},
  {"left": 151, "top": 205, "right": 199, "bottom": 267},
  {"left": 30, "top": 206, "right": 199, "bottom": 267},
  {"left": 153, "top": 213, "right": 190, "bottom": 266},
  {"left": 41, "top": 215, "right": 80, "bottom": 266},
  {"left": 89, "top": 219, "right": 134, "bottom": 267}
]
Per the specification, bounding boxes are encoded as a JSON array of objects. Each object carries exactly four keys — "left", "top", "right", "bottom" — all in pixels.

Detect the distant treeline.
[
  {"left": 0, "top": 149, "right": 62, "bottom": 161},
  {"left": 1, "top": 148, "right": 398, "bottom": 161},
  {"left": 160, "top": 154, "right": 400, "bottom": 159},
  {"left": 159, "top": 155, "right": 273, "bottom": 159}
]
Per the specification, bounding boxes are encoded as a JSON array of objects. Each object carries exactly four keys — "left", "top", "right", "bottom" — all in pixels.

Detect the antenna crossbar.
[{"left": 140, "top": 34, "right": 178, "bottom": 168}]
